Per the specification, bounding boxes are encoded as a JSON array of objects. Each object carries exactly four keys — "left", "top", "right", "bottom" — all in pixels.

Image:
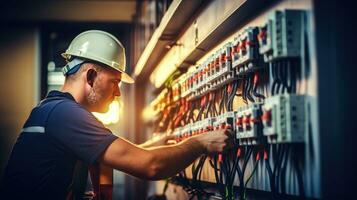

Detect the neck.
[{"left": 61, "top": 81, "right": 87, "bottom": 107}]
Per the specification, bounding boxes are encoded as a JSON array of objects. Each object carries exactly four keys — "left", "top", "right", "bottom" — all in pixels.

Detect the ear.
[{"left": 86, "top": 68, "right": 97, "bottom": 87}]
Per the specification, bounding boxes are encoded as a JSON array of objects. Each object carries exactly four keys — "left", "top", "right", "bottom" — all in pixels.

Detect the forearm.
[
  {"left": 100, "top": 129, "right": 229, "bottom": 181},
  {"left": 147, "top": 136, "right": 206, "bottom": 180},
  {"left": 139, "top": 134, "right": 175, "bottom": 148}
]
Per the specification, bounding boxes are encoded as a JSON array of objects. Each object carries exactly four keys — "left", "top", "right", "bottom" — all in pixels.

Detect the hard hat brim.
[{"left": 120, "top": 71, "right": 135, "bottom": 84}]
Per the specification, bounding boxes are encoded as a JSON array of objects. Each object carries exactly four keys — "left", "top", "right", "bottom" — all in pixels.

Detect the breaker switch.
[
  {"left": 243, "top": 114, "right": 251, "bottom": 131},
  {"left": 220, "top": 123, "right": 226, "bottom": 130},
  {"left": 250, "top": 117, "right": 261, "bottom": 124},
  {"left": 215, "top": 125, "right": 220, "bottom": 131},
  {"left": 262, "top": 109, "right": 272, "bottom": 127},
  {"left": 240, "top": 39, "right": 247, "bottom": 54},
  {"left": 258, "top": 27, "right": 267, "bottom": 45},
  {"left": 236, "top": 117, "right": 243, "bottom": 130},
  {"left": 220, "top": 52, "right": 226, "bottom": 64}
]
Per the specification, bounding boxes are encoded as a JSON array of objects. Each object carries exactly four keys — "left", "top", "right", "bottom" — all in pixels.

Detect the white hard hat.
[{"left": 62, "top": 30, "right": 134, "bottom": 84}]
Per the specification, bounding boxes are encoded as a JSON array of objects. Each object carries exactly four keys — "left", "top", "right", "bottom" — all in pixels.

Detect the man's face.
[{"left": 87, "top": 65, "right": 121, "bottom": 113}]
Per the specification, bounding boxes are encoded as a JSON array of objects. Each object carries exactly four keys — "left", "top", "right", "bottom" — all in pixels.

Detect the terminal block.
[
  {"left": 194, "top": 117, "right": 216, "bottom": 135},
  {"left": 235, "top": 102, "right": 264, "bottom": 145},
  {"left": 185, "top": 70, "right": 195, "bottom": 100},
  {"left": 191, "top": 117, "right": 215, "bottom": 135},
  {"left": 175, "top": 118, "right": 216, "bottom": 142},
  {"left": 179, "top": 124, "right": 192, "bottom": 141},
  {"left": 194, "top": 64, "right": 208, "bottom": 99},
  {"left": 231, "top": 35, "right": 240, "bottom": 67},
  {"left": 152, "top": 88, "right": 169, "bottom": 113},
  {"left": 201, "top": 60, "right": 212, "bottom": 96},
  {"left": 213, "top": 111, "right": 236, "bottom": 132},
  {"left": 200, "top": 117, "right": 216, "bottom": 133},
  {"left": 219, "top": 43, "right": 232, "bottom": 73},
  {"left": 172, "top": 78, "right": 181, "bottom": 102},
  {"left": 173, "top": 127, "right": 183, "bottom": 142},
  {"left": 180, "top": 73, "right": 191, "bottom": 98},
  {"left": 191, "top": 68, "right": 199, "bottom": 95},
  {"left": 190, "top": 121, "right": 200, "bottom": 136},
  {"left": 209, "top": 52, "right": 220, "bottom": 83},
  {"left": 177, "top": 73, "right": 187, "bottom": 99},
  {"left": 210, "top": 43, "right": 236, "bottom": 90},
  {"left": 262, "top": 94, "right": 306, "bottom": 143}
]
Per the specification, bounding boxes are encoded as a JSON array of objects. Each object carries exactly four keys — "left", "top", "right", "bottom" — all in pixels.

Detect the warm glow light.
[
  {"left": 142, "top": 105, "right": 154, "bottom": 122},
  {"left": 149, "top": 46, "right": 180, "bottom": 88},
  {"left": 93, "top": 100, "right": 121, "bottom": 125}
]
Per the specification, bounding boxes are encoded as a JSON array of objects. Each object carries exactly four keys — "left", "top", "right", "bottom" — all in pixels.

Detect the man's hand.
[{"left": 193, "top": 128, "right": 233, "bottom": 154}]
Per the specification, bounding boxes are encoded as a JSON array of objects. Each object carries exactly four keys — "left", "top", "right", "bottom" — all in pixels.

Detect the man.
[{"left": 1, "top": 30, "right": 232, "bottom": 199}]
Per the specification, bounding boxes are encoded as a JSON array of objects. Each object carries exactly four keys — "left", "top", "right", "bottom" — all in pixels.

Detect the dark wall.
[{"left": 314, "top": 0, "right": 357, "bottom": 199}]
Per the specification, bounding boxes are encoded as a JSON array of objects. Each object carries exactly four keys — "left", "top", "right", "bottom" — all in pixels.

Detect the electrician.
[{"left": 0, "top": 30, "right": 232, "bottom": 199}]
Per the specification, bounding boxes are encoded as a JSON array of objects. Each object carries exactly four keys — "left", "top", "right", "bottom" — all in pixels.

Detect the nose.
[{"left": 114, "top": 83, "right": 121, "bottom": 97}]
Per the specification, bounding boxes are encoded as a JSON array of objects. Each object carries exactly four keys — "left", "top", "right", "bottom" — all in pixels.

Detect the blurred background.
[{"left": 0, "top": 0, "right": 356, "bottom": 199}]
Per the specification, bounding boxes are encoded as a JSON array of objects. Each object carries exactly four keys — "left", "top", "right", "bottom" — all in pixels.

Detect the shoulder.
[{"left": 48, "top": 99, "right": 103, "bottom": 127}]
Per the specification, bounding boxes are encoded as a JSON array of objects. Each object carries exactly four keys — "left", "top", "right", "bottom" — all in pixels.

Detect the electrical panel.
[{"left": 145, "top": 7, "right": 315, "bottom": 200}]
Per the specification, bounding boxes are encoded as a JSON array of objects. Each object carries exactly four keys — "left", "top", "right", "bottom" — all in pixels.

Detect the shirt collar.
[{"left": 46, "top": 90, "right": 76, "bottom": 102}]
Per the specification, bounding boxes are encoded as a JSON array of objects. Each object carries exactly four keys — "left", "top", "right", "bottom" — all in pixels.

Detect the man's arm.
[
  {"left": 138, "top": 134, "right": 176, "bottom": 148},
  {"left": 99, "top": 129, "right": 231, "bottom": 180}
]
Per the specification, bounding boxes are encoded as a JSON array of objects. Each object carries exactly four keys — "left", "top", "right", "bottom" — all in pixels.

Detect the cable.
[
  {"left": 274, "top": 144, "right": 286, "bottom": 194},
  {"left": 280, "top": 145, "right": 290, "bottom": 194},
  {"left": 270, "top": 61, "right": 277, "bottom": 95},
  {"left": 238, "top": 146, "right": 253, "bottom": 200},
  {"left": 252, "top": 72, "right": 266, "bottom": 99},
  {"left": 242, "top": 76, "right": 248, "bottom": 104},
  {"left": 293, "top": 145, "right": 305, "bottom": 198},
  {"left": 246, "top": 75, "right": 255, "bottom": 103},
  {"left": 265, "top": 145, "right": 275, "bottom": 198},
  {"left": 243, "top": 152, "right": 261, "bottom": 200}
]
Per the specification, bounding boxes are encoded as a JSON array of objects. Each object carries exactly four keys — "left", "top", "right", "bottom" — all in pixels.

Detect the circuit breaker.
[
  {"left": 235, "top": 102, "right": 264, "bottom": 145},
  {"left": 259, "top": 9, "right": 305, "bottom": 61},
  {"left": 262, "top": 94, "right": 306, "bottom": 143},
  {"left": 232, "top": 27, "right": 261, "bottom": 75}
]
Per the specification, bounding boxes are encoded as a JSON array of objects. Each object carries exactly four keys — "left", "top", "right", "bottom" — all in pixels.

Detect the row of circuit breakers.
[{"left": 152, "top": 9, "right": 307, "bottom": 145}]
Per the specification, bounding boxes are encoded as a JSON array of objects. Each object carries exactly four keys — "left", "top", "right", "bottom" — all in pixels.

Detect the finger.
[
  {"left": 223, "top": 140, "right": 234, "bottom": 151},
  {"left": 224, "top": 128, "right": 234, "bottom": 137},
  {"left": 167, "top": 139, "right": 177, "bottom": 145},
  {"left": 166, "top": 134, "right": 176, "bottom": 140}
]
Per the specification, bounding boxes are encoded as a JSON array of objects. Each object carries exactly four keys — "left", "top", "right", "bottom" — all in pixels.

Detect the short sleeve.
[{"left": 46, "top": 101, "right": 118, "bottom": 164}]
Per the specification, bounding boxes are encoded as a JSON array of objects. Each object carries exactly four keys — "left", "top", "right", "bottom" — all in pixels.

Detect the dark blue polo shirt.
[{"left": 1, "top": 91, "right": 118, "bottom": 199}]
